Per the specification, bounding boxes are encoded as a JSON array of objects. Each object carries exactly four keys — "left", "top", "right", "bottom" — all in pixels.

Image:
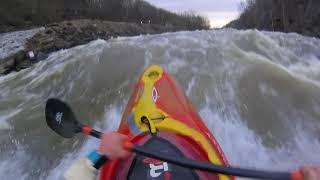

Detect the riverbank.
[
  {"left": 226, "top": 0, "right": 320, "bottom": 39},
  {"left": 0, "top": 19, "right": 186, "bottom": 75}
]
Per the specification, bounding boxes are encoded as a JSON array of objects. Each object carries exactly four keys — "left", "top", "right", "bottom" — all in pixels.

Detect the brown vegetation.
[
  {"left": 0, "top": 0, "right": 210, "bottom": 32},
  {"left": 226, "top": 0, "right": 320, "bottom": 38}
]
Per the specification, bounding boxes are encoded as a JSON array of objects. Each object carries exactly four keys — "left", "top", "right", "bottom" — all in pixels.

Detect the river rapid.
[{"left": 1, "top": 29, "right": 320, "bottom": 179}]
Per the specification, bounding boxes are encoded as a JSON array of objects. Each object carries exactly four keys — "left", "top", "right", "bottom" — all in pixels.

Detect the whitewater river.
[{"left": 0, "top": 29, "right": 320, "bottom": 179}]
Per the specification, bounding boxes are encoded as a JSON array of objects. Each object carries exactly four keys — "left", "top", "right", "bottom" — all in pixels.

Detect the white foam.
[
  {"left": 288, "top": 54, "right": 320, "bottom": 84},
  {"left": 186, "top": 77, "right": 196, "bottom": 96},
  {"left": 0, "top": 109, "right": 22, "bottom": 130},
  {"left": 167, "top": 58, "right": 186, "bottom": 74},
  {"left": 0, "top": 115, "right": 11, "bottom": 130},
  {"left": 0, "top": 148, "right": 29, "bottom": 180},
  {"left": 200, "top": 106, "right": 320, "bottom": 171}
]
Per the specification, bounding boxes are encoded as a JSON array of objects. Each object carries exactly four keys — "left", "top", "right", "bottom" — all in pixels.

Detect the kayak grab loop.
[
  {"left": 141, "top": 116, "right": 157, "bottom": 135},
  {"left": 147, "top": 70, "right": 160, "bottom": 80}
]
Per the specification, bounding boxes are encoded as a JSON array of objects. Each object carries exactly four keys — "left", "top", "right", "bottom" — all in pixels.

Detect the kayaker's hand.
[
  {"left": 98, "top": 132, "right": 130, "bottom": 160},
  {"left": 301, "top": 167, "right": 320, "bottom": 180}
]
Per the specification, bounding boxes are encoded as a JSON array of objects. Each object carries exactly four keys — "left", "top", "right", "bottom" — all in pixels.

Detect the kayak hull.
[{"left": 100, "top": 65, "right": 233, "bottom": 180}]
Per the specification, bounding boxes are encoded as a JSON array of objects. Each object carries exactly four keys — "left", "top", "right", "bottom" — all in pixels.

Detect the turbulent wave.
[{"left": 0, "top": 29, "right": 320, "bottom": 179}]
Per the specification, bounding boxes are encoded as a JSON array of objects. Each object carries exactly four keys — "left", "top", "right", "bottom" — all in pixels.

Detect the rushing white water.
[{"left": 0, "top": 29, "right": 320, "bottom": 180}]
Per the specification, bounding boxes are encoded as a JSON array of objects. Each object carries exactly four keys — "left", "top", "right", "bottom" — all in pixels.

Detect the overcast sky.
[{"left": 145, "top": 0, "right": 245, "bottom": 28}]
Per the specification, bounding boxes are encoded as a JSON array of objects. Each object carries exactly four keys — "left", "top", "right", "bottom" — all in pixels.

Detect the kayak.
[{"left": 100, "top": 65, "right": 233, "bottom": 180}]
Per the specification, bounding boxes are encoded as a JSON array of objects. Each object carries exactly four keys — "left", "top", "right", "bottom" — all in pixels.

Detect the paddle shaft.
[
  {"left": 81, "top": 126, "right": 102, "bottom": 139},
  {"left": 80, "top": 126, "right": 300, "bottom": 180}
]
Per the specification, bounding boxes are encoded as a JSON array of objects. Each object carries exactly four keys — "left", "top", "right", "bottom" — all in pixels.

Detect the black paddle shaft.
[
  {"left": 82, "top": 126, "right": 102, "bottom": 139},
  {"left": 90, "top": 129, "right": 102, "bottom": 139}
]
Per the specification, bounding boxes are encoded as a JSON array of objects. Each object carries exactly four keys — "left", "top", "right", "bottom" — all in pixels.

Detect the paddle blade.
[{"left": 45, "top": 98, "right": 81, "bottom": 138}]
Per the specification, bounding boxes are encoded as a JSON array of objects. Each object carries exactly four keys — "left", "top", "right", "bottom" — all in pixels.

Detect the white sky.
[{"left": 145, "top": 0, "right": 245, "bottom": 28}]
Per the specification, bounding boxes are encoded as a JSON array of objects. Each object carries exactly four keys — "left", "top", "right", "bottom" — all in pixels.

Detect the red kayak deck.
[{"left": 100, "top": 65, "right": 232, "bottom": 180}]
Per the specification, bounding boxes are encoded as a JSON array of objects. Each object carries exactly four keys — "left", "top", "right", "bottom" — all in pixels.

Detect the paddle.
[
  {"left": 45, "top": 98, "right": 101, "bottom": 138},
  {"left": 45, "top": 98, "right": 302, "bottom": 180}
]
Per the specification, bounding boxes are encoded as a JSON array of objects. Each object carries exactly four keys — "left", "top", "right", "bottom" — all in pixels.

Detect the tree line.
[
  {"left": 227, "top": 0, "right": 320, "bottom": 37},
  {"left": 0, "top": 0, "right": 210, "bottom": 32}
]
